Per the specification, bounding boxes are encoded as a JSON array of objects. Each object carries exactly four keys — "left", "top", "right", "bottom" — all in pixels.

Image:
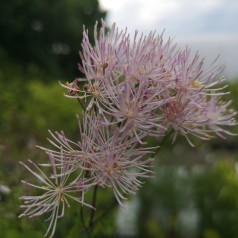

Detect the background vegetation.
[{"left": 0, "top": 1, "right": 238, "bottom": 237}]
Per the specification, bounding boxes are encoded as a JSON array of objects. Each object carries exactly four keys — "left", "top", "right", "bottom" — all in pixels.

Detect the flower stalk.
[{"left": 19, "top": 20, "right": 236, "bottom": 237}]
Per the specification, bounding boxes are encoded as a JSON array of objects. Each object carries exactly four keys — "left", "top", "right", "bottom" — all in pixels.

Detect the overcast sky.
[
  {"left": 99, "top": 0, "right": 238, "bottom": 78},
  {"left": 100, "top": 0, "right": 238, "bottom": 37}
]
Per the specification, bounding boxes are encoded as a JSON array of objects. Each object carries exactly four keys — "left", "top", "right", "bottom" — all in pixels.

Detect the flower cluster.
[
  {"left": 19, "top": 20, "right": 236, "bottom": 237},
  {"left": 64, "top": 21, "right": 236, "bottom": 145}
]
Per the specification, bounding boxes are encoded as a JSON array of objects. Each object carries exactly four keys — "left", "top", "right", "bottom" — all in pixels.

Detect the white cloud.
[
  {"left": 100, "top": 0, "right": 128, "bottom": 11},
  {"left": 100, "top": 0, "right": 238, "bottom": 36},
  {"left": 137, "top": 0, "right": 180, "bottom": 23}
]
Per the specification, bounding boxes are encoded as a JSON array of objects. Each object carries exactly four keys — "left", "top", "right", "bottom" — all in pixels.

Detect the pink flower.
[
  {"left": 120, "top": 30, "right": 176, "bottom": 84},
  {"left": 162, "top": 91, "right": 236, "bottom": 146},
  {"left": 19, "top": 154, "right": 94, "bottom": 238},
  {"left": 159, "top": 46, "right": 236, "bottom": 145},
  {"left": 100, "top": 76, "right": 167, "bottom": 142},
  {"left": 162, "top": 93, "right": 208, "bottom": 145},
  {"left": 79, "top": 20, "right": 127, "bottom": 80},
  {"left": 62, "top": 21, "right": 176, "bottom": 118},
  {"left": 172, "top": 48, "right": 225, "bottom": 95},
  {"left": 201, "top": 96, "right": 237, "bottom": 138},
  {"left": 87, "top": 126, "right": 154, "bottom": 206},
  {"left": 63, "top": 21, "right": 236, "bottom": 146},
  {"left": 38, "top": 112, "right": 154, "bottom": 206},
  {"left": 37, "top": 113, "right": 107, "bottom": 170}
]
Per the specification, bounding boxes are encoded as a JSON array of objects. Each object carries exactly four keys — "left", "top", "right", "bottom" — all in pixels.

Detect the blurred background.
[{"left": 0, "top": 0, "right": 238, "bottom": 237}]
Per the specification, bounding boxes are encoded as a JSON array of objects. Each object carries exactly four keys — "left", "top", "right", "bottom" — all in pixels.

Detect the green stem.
[
  {"left": 80, "top": 205, "right": 89, "bottom": 235},
  {"left": 77, "top": 98, "right": 86, "bottom": 111},
  {"left": 154, "top": 127, "right": 173, "bottom": 156},
  {"left": 87, "top": 185, "right": 98, "bottom": 237},
  {"left": 91, "top": 198, "right": 117, "bottom": 226}
]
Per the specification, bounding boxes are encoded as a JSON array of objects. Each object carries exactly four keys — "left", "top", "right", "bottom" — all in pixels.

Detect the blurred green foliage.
[
  {"left": 194, "top": 160, "right": 238, "bottom": 238},
  {"left": 0, "top": 0, "right": 106, "bottom": 154},
  {"left": 138, "top": 157, "right": 238, "bottom": 238},
  {"left": 0, "top": 0, "right": 106, "bottom": 80}
]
